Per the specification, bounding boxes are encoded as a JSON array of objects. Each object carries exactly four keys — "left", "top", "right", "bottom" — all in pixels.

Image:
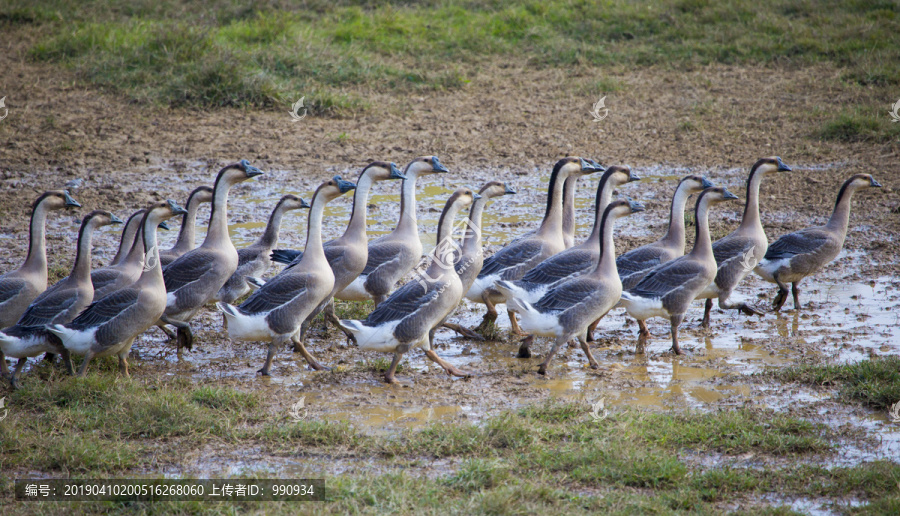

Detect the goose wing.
[
  {"left": 711, "top": 234, "right": 756, "bottom": 265},
  {"left": 17, "top": 289, "right": 78, "bottom": 327},
  {"left": 627, "top": 257, "right": 706, "bottom": 300},
  {"left": 764, "top": 228, "right": 830, "bottom": 260},
  {"left": 361, "top": 240, "right": 408, "bottom": 276},
  {"left": 520, "top": 248, "right": 593, "bottom": 285},
  {"left": 364, "top": 279, "right": 446, "bottom": 326},
  {"left": 479, "top": 239, "right": 543, "bottom": 279},
  {"left": 238, "top": 272, "right": 311, "bottom": 314},
  {"left": 0, "top": 277, "right": 27, "bottom": 305},
  {"left": 163, "top": 248, "right": 219, "bottom": 293},
  {"left": 67, "top": 288, "right": 139, "bottom": 331},
  {"left": 533, "top": 277, "right": 597, "bottom": 312},
  {"left": 616, "top": 245, "right": 667, "bottom": 278}
]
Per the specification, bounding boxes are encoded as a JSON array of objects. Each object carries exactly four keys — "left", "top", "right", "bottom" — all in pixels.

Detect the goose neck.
[
  {"left": 23, "top": 201, "right": 51, "bottom": 275},
  {"left": 71, "top": 220, "right": 98, "bottom": 283},
  {"left": 689, "top": 197, "right": 714, "bottom": 261},
  {"left": 660, "top": 183, "right": 691, "bottom": 251},
  {"left": 825, "top": 182, "right": 858, "bottom": 234},
  {"left": 345, "top": 171, "right": 375, "bottom": 240},
  {"left": 396, "top": 173, "right": 419, "bottom": 235}
]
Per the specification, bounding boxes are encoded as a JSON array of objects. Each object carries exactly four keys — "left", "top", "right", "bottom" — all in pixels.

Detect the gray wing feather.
[
  {"left": 17, "top": 289, "right": 78, "bottom": 327},
  {"left": 764, "top": 228, "right": 830, "bottom": 260},
  {"left": 238, "top": 273, "right": 310, "bottom": 314},
  {"left": 519, "top": 248, "right": 594, "bottom": 285},
  {"left": 533, "top": 277, "right": 598, "bottom": 313},
  {"left": 628, "top": 258, "right": 706, "bottom": 300},
  {"left": 479, "top": 239, "right": 544, "bottom": 278}
]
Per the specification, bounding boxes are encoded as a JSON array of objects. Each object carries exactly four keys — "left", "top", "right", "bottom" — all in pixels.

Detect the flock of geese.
[{"left": 0, "top": 156, "right": 881, "bottom": 386}]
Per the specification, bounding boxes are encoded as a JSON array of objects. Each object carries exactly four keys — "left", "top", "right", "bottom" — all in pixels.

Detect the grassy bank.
[
  {"left": 772, "top": 356, "right": 900, "bottom": 411},
  {"left": 2, "top": 0, "right": 898, "bottom": 126},
  {"left": 2, "top": 372, "right": 899, "bottom": 513}
]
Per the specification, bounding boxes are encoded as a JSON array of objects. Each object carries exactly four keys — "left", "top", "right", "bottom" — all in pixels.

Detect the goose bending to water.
[
  {"left": 498, "top": 199, "right": 644, "bottom": 374},
  {"left": 216, "top": 195, "right": 310, "bottom": 304},
  {"left": 159, "top": 186, "right": 214, "bottom": 267},
  {"left": 340, "top": 188, "right": 479, "bottom": 384},
  {"left": 494, "top": 166, "right": 639, "bottom": 315},
  {"left": 0, "top": 210, "right": 122, "bottom": 387},
  {"left": 618, "top": 175, "right": 714, "bottom": 290},
  {"left": 699, "top": 157, "right": 791, "bottom": 327},
  {"left": 160, "top": 160, "right": 264, "bottom": 351},
  {"left": 442, "top": 181, "right": 516, "bottom": 340},
  {"left": 755, "top": 174, "right": 882, "bottom": 311},
  {"left": 269, "top": 162, "right": 406, "bottom": 343},
  {"left": 0, "top": 190, "right": 80, "bottom": 376},
  {"left": 48, "top": 200, "right": 188, "bottom": 376},
  {"left": 467, "top": 157, "right": 604, "bottom": 335},
  {"left": 217, "top": 177, "right": 356, "bottom": 375},
  {"left": 619, "top": 187, "right": 739, "bottom": 354}
]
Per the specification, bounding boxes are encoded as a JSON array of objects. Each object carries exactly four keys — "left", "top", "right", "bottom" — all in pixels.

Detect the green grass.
[
  {"left": 771, "top": 356, "right": 900, "bottom": 410},
  {"left": 819, "top": 107, "right": 900, "bottom": 143},
  {"left": 3, "top": 0, "right": 899, "bottom": 115},
  {"left": 1, "top": 379, "right": 898, "bottom": 513}
]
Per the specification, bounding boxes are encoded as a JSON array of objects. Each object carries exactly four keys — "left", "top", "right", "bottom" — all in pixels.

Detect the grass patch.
[
  {"left": 771, "top": 356, "right": 900, "bottom": 410},
  {"left": 819, "top": 107, "right": 900, "bottom": 143},
  {"left": 5, "top": 0, "right": 899, "bottom": 112}
]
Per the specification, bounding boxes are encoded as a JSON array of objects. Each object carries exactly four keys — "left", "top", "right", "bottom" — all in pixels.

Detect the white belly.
[
  {"left": 336, "top": 276, "right": 373, "bottom": 302},
  {"left": 619, "top": 294, "right": 669, "bottom": 321}
]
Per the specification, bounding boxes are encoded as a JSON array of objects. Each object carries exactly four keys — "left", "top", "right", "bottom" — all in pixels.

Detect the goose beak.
[
  {"left": 300, "top": 198, "right": 311, "bottom": 209},
  {"left": 63, "top": 190, "right": 81, "bottom": 208},
  {"left": 431, "top": 156, "right": 449, "bottom": 173},
  {"left": 701, "top": 177, "right": 714, "bottom": 189},
  {"left": 473, "top": 193, "right": 483, "bottom": 201},
  {"left": 587, "top": 159, "right": 606, "bottom": 173},
  {"left": 628, "top": 199, "right": 645, "bottom": 213},
  {"left": 870, "top": 177, "right": 882, "bottom": 188},
  {"left": 627, "top": 168, "right": 640, "bottom": 182},
  {"left": 776, "top": 157, "right": 791, "bottom": 172},
  {"left": 167, "top": 200, "right": 189, "bottom": 216},
  {"left": 335, "top": 176, "right": 357, "bottom": 193},
  {"left": 722, "top": 188, "right": 740, "bottom": 201},
  {"left": 158, "top": 221, "right": 171, "bottom": 231},
  {"left": 389, "top": 162, "right": 406, "bottom": 180},
  {"left": 110, "top": 214, "right": 124, "bottom": 224},
  {"left": 240, "top": 159, "right": 265, "bottom": 178},
  {"left": 504, "top": 184, "right": 517, "bottom": 195}
]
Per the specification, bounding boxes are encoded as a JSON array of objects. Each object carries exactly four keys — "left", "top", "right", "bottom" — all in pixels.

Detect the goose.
[
  {"left": 160, "top": 159, "right": 264, "bottom": 351},
  {"left": 493, "top": 165, "right": 640, "bottom": 314},
  {"left": 47, "top": 200, "right": 188, "bottom": 376},
  {"left": 466, "top": 157, "right": 604, "bottom": 335},
  {"left": 159, "top": 186, "right": 214, "bottom": 267},
  {"left": 337, "top": 156, "right": 449, "bottom": 305},
  {"left": 217, "top": 177, "right": 357, "bottom": 375},
  {"left": 0, "top": 210, "right": 122, "bottom": 387},
  {"left": 699, "top": 157, "right": 791, "bottom": 327},
  {"left": 498, "top": 199, "right": 644, "bottom": 374},
  {"left": 0, "top": 190, "right": 80, "bottom": 376},
  {"left": 441, "top": 181, "right": 516, "bottom": 339},
  {"left": 755, "top": 174, "right": 882, "bottom": 310},
  {"left": 617, "top": 175, "right": 714, "bottom": 290},
  {"left": 619, "top": 187, "right": 740, "bottom": 354},
  {"left": 215, "top": 194, "right": 310, "bottom": 305},
  {"left": 92, "top": 212, "right": 171, "bottom": 298},
  {"left": 268, "top": 162, "right": 406, "bottom": 343},
  {"left": 339, "top": 188, "right": 479, "bottom": 384},
  {"left": 110, "top": 209, "right": 146, "bottom": 267}
]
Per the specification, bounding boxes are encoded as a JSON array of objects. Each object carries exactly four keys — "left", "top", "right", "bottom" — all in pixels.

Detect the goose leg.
[
  {"left": 585, "top": 318, "right": 601, "bottom": 342},
  {"left": 258, "top": 340, "right": 279, "bottom": 376},
  {"left": 373, "top": 294, "right": 386, "bottom": 308},
  {"left": 0, "top": 352, "right": 8, "bottom": 376},
  {"left": 791, "top": 282, "right": 801, "bottom": 310},
  {"left": 424, "top": 328, "right": 473, "bottom": 378},
  {"left": 578, "top": 335, "right": 600, "bottom": 370},
  {"left": 772, "top": 275, "right": 790, "bottom": 311},
  {"left": 475, "top": 291, "right": 499, "bottom": 335},
  {"left": 160, "top": 316, "right": 193, "bottom": 351},
  {"left": 701, "top": 299, "right": 713, "bottom": 328},
  {"left": 60, "top": 349, "right": 75, "bottom": 376},
  {"left": 537, "top": 336, "right": 569, "bottom": 375},
  {"left": 118, "top": 354, "right": 130, "bottom": 377},
  {"left": 156, "top": 323, "right": 177, "bottom": 340},
  {"left": 384, "top": 352, "right": 403, "bottom": 384},
  {"left": 76, "top": 352, "right": 95, "bottom": 377},
  {"left": 508, "top": 310, "right": 526, "bottom": 336},
  {"left": 636, "top": 319, "right": 649, "bottom": 354},
  {"left": 670, "top": 315, "right": 684, "bottom": 355},
  {"left": 441, "top": 322, "right": 485, "bottom": 341},
  {"left": 324, "top": 300, "right": 356, "bottom": 345},
  {"left": 517, "top": 335, "right": 533, "bottom": 358},
  {"left": 290, "top": 335, "right": 330, "bottom": 371},
  {"left": 9, "top": 358, "right": 27, "bottom": 389},
  {"left": 718, "top": 296, "right": 763, "bottom": 317}
]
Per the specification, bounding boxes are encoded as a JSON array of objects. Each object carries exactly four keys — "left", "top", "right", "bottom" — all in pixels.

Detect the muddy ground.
[{"left": 1, "top": 23, "right": 900, "bottom": 508}]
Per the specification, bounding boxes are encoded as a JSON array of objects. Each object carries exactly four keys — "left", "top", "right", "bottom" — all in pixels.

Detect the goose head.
[
  {"left": 404, "top": 156, "right": 450, "bottom": 178},
  {"left": 846, "top": 173, "right": 882, "bottom": 191},
  {"left": 188, "top": 185, "right": 215, "bottom": 206},
  {"left": 750, "top": 156, "right": 792, "bottom": 178},
  {"left": 605, "top": 197, "right": 646, "bottom": 221},
  {"left": 477, "top": 181, "right": 517, "bottom": 200},
  {"left": 82, "top": 210, "right": 124, "bottom": 230},
  {"left": 145, "top": 200, "right": 189, "bottom": 226},
  {"left": 679, "top": 174, "right": 715, "bottom": 195},
  {"left": 697, "top": 186, "right": 740, "bottom": 207},
  {"left": 218, "top": 159, "right": 265, "bottom": 187},
  {"left": 278, "top": 194, "right": 311, "bottom": 211},
  {"left": 36, "top": 190, "right": 81, "bottom": 211},
  {"left": 363, "top": 161, "right": 407, "bottom": 182},
  {"left": 446, "top": 188, "right": 480, "bottom": 210},
  {"left": 313, "top": 176, "right": 357, "bottom": 204},
  {"left": 603, "top": 165, "right": 641, "bottom": 188}
]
